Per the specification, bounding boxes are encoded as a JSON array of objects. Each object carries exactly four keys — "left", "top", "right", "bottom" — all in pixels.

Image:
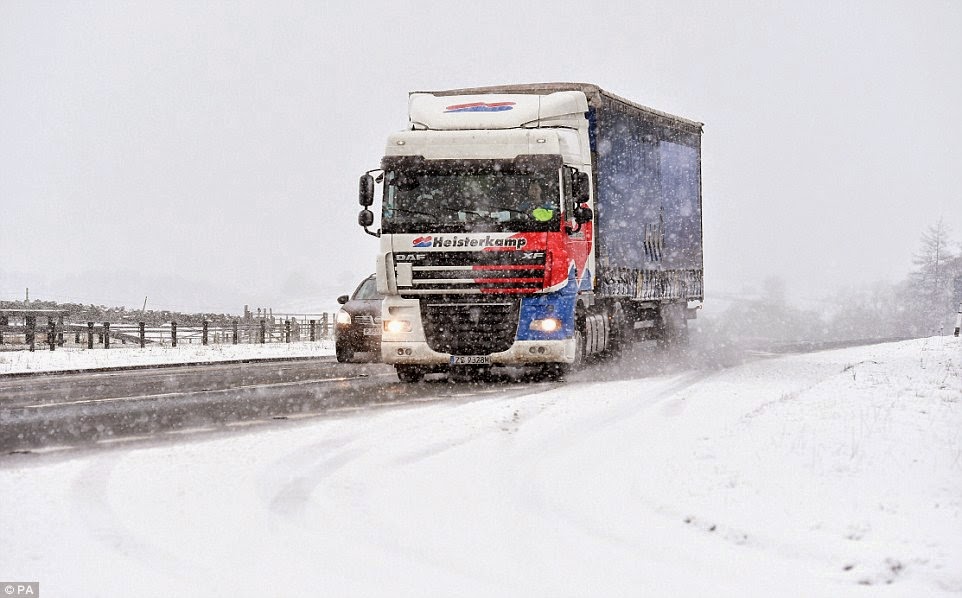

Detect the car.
[{"left": 334, "top": 274, "right": 383, "bottom": 363}]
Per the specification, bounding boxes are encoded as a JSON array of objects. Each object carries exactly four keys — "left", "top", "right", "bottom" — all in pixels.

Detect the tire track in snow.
[
  {"left": 268, "top": 444, "right": 368, "bottom": 517},
  {"left": 71, "top": 454, "right": 208, "bottom": 582},
  {"left": 504, "top": 369, "right": 720, "bottom": 561},
  {"left": 260, "top": 382, "right": 550, "bottom": 520},
  {"left": 260, "top": 387, "right": 553, "bottom": 593}
]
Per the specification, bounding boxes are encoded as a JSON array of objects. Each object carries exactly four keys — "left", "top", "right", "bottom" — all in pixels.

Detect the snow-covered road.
[{"left": 1, "top": 337, "right": 960, "bottom": 596}]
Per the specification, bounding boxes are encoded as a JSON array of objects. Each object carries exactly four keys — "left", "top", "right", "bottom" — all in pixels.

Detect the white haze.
[{"left": 1, "top": 1, "right": 960, "bottom": 313}]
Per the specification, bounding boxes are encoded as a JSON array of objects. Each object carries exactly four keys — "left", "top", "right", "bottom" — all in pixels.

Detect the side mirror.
[
  {"left": 566, "top": 203, "right": 594, "bottom": 235},
  {"left": 574, "top": 203, "right": 593, "bottom": 225},
  {"left": 573, "top": 172, "right": 591, "bottom": 202},
  {"left": 359, "top": 174, "right": 375, "bottom": 207},
  {"left": 337, "top": 294, "right": 349, "bottom": 305},
  {"left": 358, "top": 209, "right": 374, "bottom": 228}
]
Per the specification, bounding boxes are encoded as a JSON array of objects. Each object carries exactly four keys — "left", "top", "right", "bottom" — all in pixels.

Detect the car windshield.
[
  {"left": 382, "top": 170, "right": 560, "bottom": 234},
  {"left": 353, "top": 277, "right": 381, "bottom": 300}
]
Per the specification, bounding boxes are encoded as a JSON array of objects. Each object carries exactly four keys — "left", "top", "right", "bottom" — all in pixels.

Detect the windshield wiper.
[
  {"left": 390, "top": 206, "right": 435, "bottom": 219},
  {"left": 487, "top": 204, "right": 528, "bottom": 216},
  {"left": 436, "top": 205, "right": 487, "bottom": 218}
]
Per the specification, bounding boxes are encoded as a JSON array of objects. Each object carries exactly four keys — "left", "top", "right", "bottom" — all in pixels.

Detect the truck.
[{"left": 357, "top": 83, "right": 703, "bottom": 382}]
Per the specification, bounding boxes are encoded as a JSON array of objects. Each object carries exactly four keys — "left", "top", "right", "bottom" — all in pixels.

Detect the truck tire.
[
  {"left": 572, "top": 328, "right": 586, "bottom": 368},
  {"left": 395, "top": 365, "right": 425, "bottom": 383},
  {"left": 603, "top": 303, "right": 628, "bottom": 358},
  {"left": 536, "top": 328, "right": 584, "bottom": 382},
  {"left": 656, "top": 304, "right": 689, "bottom": 353}
]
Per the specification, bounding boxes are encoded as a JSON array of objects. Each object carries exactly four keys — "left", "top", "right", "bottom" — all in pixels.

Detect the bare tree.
[{"left": 904, "top": 219, "right": 960, "bottom": 334}]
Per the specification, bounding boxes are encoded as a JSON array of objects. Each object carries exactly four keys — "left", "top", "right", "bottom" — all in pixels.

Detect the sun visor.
[{"left": 409, "top": 91, "right": 588, "bottom": 130}]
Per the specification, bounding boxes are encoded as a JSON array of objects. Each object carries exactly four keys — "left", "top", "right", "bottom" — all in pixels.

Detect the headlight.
[
  {"left": 384, "top": 319, "right": 412, "bottom": 334},
  {"left": 336, "top": 310, "right": 352, "bottom": 325},
  {"left": 529, "top": 317, "right": 561, "bottom": 332}
]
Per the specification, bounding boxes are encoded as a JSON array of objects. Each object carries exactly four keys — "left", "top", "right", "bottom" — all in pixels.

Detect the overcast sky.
[{"left": 1, "top": 1, "right": 960, "bottom": 314}]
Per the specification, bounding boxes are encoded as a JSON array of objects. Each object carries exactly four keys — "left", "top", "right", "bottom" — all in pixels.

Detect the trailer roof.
[{"left": 415, "top": 82, "right": 703, "bottom": 134}]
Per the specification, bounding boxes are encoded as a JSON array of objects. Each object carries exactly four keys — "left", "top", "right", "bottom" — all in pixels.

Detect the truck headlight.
[
  {"left": 336, "top": 310, "right": 352, "bottom": 325},
  {"left": 530, "top": 317, "right": 561, "bottom": 332},
  {"left": 384, "top": 319, "right": 412, "bottom": 334}
]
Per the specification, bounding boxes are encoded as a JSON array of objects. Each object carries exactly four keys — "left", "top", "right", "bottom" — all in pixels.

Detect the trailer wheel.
[
  {"left": 395, "top": 365, "right": 425, "bottom": 383},
  {"left": 656, "top": 304, "right": 689, "bottom": 353},
  {"left": 604, "top": 303, "right": 628, "bottom": 358}
]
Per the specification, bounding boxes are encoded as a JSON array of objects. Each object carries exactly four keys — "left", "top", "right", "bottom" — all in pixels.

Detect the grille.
[
  {"left": 420, "top": 297, "right": 520, "bottom": 355},
  {"left": 352, "top": 315, "right": 381, "bottom": 325},
  {"left": 396, "top": 250, "right": 546, "bottom": 295}
]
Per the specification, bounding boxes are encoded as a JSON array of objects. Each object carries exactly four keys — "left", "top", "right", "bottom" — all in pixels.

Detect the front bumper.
[
  {"left": 335, "top": 326, "right": 382, "bottom": 352},
  {"left": 381, "top": 338, "right": 574, "bottom": 366}
]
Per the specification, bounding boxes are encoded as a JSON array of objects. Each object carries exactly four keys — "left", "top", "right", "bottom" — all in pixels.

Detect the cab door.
[{"left": 563, "top": 166, "right": 593, "bottom": 291}]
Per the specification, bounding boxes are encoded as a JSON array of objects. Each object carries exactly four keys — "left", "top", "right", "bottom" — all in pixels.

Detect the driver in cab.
[{"left": 521, "top": 181, "right": 554, "bottom": 222}]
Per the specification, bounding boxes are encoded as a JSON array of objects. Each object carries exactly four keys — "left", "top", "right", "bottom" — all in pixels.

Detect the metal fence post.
[
  {"left": 310, "top": 319, "right": 316, "bottom": 342},
  {"left": 48, "top": 319, "right": 56, "bottom": 351},
  {"left": 26, "top": 315, "right": 36, "bottom": 352},
  {"left": 57, "top": 314, "right": 65, "bottom": 346},
  {"left": 233, "top": 320, "right": 239, "bottom": 344},
  {"left": 285, "top": 319, "right": 291, "bottom": 343},
  {"left": 203, "top": 320, "right": 209, "bottom": 346},
  {"left": 260, "top": 319, "right": 266, "bottom": 344},
  {"left": 139, "top": 322, "right": 146, "bottom": 348},
  {"left": 103, "top": 322, "right": 110, "bottom": 349},
  {"left": 954, "top": 302, "right": 961, "bottom": 337},
  {"left": 87, "top": 321, "right": 94, "bottom": 349},
  {"left": 321, "top": 313, "right": 329, "bottom": 338},
  {"left": 0, "top": 314, "right": 6, "bottom": 345},
  {"left": 172, "top": 321, "right": 178, "bottom": 347}
]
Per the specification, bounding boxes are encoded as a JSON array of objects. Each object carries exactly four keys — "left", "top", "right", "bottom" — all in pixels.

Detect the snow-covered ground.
[
  {"left": 1, "top": 337, "right": 960, "bottom": 596},
  {"left": 0, "top": 340, "right": 335, "bottom": 375}
]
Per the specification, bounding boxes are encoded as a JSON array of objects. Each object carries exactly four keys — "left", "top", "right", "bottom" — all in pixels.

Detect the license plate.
[
  {"left": 450, "top": 355, "right": 491, "bottom": 365},
  {"left": 362, "top": 328, "right": 380, "bottom": 336}
]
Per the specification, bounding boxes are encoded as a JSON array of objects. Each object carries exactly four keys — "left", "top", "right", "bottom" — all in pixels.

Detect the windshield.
[
  {"left": 353, "top": 276, "right": 381, "bottom": 300},
  {"left": 382, "top": 169, "right": 561, "bottom": 234}
]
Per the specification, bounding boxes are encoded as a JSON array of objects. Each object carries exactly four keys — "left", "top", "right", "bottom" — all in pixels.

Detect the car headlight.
[
  {"left": 336, "top": 309, "right": 352, "bottom": 325},
  {"left": 383, "top": 319, "right": 412, "bottom": 334},
  {"left": 529, "top": 317, "right": 562, "bottom": 332}
]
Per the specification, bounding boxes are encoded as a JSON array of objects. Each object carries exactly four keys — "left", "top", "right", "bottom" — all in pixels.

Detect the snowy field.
[
  {"left": 1, "top": 337, "right": 960, "bottom": 596},
  {"left": 0, "top": 340, "right": 335, "bottom": 375}
]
